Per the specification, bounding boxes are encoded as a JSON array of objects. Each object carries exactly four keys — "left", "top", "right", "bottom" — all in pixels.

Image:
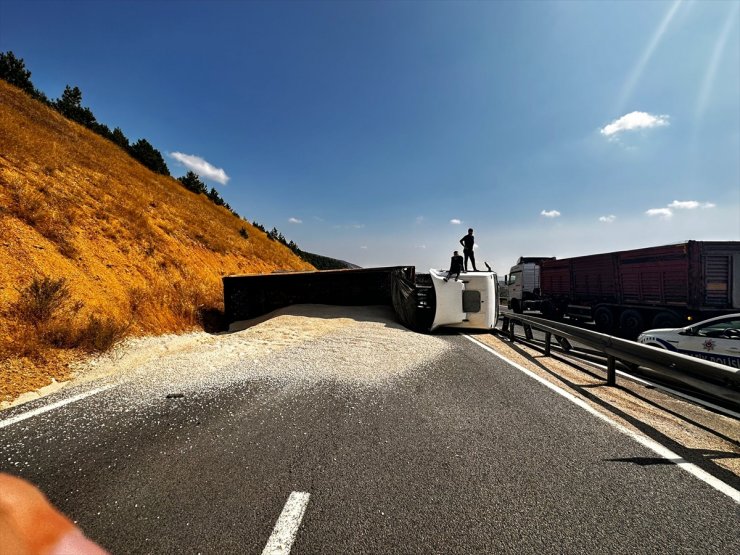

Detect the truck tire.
[
  {"left": 541, "top": 303, "right": 561, "bottom": 320},
  {"left": 651, "top": 311, "right": 682, "bottom": 329},
  {"left": 594, "top": 306, "right": 615, "bottom": 333},
  {"left": 511, "top": 299, "right": 523, "bottom": 314},
  {"left": 619, "top": 309, "right": 644, "bottom": 338}
]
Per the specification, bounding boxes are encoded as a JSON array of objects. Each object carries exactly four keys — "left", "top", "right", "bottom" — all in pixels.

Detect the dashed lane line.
[
  {"left": 262, "top": 491, "right": 311, "bottom": 555},
  {"left": 463, "top": 334, "right": 740, "bottom": 504}
]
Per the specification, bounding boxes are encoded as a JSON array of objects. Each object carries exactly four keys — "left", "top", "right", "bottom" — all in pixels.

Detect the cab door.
[{"left": 508, "top": 270, "right": 523, "bottom": 301}]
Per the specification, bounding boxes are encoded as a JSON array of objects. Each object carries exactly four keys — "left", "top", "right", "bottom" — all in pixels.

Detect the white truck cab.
[
  {"left": 505, "top": 257, "right": 553, "bottom": 313},
  {"left": 429, "top": 269, "right": 499, "bottom": 331}
]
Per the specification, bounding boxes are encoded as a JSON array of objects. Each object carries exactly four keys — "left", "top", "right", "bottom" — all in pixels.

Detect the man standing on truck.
[{"left": 460, "top": 228, "right": 478, "bottom": 272}]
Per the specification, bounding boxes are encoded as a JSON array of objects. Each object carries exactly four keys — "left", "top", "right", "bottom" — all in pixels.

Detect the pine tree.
[
  {"left": 54, "top": 85, "right": 98, "bottom": 128},
  {"left": 111, "top": 127, "right": 130, "bottom": 150},
  {"left": 177, "top": 171, "right": 207, "bottom": 194},
  {"left": 0, "top": 51, "right": 34, "bottom": 94},
  {"left": 130, "top": 139, "right": 170, "bottom": 175}
]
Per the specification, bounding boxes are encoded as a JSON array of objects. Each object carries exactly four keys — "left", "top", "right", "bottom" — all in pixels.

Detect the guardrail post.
[
  {"left": 606, "top": 356, "right": 616, "bottom": 386},
  {"left": 556, "top": 336, "right": 571, "bottom": 352},
  {"left": 496, "top": 312, "right": 734, "bottom": 405},
  {"left": 524, "top": 324, "right": 533, "bottom": 340}
]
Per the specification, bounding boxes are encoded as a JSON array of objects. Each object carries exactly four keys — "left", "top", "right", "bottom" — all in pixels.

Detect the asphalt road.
[{"left": 1, "top": 333, "right": 738, "bottom": 554}]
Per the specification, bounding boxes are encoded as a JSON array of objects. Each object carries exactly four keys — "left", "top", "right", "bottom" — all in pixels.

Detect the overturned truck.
[{"left": 223, "top": 266, "right": 499, "bottom": 333}]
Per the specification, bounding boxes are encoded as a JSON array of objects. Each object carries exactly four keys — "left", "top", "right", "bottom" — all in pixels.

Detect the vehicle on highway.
[
  {"left": 638, "top": 313, "right": 740, "bottom": 369},
  {"left": 390, "top": 268, "right": 499, "bottom": 332},
  {"left": 505, "top": 241, "right": 740, "bottom": 337},
  {"left": 224, "top": 265, "right": 500, "bottom": 334}
]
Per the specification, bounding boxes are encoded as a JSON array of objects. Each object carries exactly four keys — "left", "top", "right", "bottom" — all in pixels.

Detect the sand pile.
[{"left": 3, "top": 305, "right": 450, "bottom": 409}]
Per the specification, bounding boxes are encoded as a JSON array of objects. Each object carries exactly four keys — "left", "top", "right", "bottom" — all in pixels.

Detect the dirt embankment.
[{"left": 0, "top": 79, "right": 314, "bottom": 401}]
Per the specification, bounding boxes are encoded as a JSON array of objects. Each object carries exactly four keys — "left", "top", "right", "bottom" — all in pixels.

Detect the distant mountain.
[{"left": 294, "top": 249, "right": 360, "bottom": 270}]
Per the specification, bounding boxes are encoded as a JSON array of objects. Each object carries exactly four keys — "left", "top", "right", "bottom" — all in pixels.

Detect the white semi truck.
[
  {"left": 391, "top": 268, "right": 499, "bottom": 332},
  {"left": 505, "top": 256, "right": 554, "bottom": 314},
  {"left": 223, "top": 265, "right": 500, "bottom": 334},
  {"left": 427, "top": 269, "right": 499, "bottom": 331}
]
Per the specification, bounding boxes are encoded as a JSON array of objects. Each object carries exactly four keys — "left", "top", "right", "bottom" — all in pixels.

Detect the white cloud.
[
  {"left": 415, "top": 216, "right": 424, "bottom": 224},
  {"left": 360, "top": 246, "right": 368, "bottom": 250},
  {"left": 668, "top": 200, "right": 699, "bottom": 209},
  {"left": 541, "top": 210, "right": 561, "bottom": 218},
  {"left": 450, "top": 219, "right": 461, "bottom": 225},
  {"left": 646, "top": 207, "right": 673, "bottom": 219},
  {"left": 288, "top": 217, "right": 302, "bottom": 224},
  {"left": 170, "top": 152, "right": 230, "bottom": 184},
  {"left": 599, "top": 215, "right": 616, "bottom": 223},
  {"left": 644, "top": 200, "right": 715, "bottom": 221},
  {"left": 668, "top": 200, "right": 716, "bottom": 210},
  {"left": 600, "top": 111, "right": 669, "bottom": 137}
]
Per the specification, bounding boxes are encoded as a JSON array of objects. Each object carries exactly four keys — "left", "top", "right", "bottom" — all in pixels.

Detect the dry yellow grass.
[{"left": 0, "top": 80, "right": 314, "bottom": 401}]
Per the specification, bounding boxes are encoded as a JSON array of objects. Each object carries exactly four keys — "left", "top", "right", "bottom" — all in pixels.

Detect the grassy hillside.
[{"left": 0, "top": 80, "right": 314, "bottom": 402}]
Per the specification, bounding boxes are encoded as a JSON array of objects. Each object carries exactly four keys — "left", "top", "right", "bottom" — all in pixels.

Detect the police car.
[{"left": 638, "top": 314, "right": 740, "bottom": 369}]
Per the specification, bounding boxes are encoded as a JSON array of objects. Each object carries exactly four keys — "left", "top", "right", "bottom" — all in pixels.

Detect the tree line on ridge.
[
  {"left": 0, "top": 51, "right": 351, "bottom": 269},
  {"left": 0, "top": 51, "right": 233, "bottom": 213}
]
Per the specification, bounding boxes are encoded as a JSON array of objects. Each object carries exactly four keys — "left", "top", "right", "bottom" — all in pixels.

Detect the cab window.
[{"left": 508, "top": 273, "right": 519, "bottom": 285}]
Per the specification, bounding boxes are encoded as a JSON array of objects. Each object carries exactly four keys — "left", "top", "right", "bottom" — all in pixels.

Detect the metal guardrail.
[{"left": 500, "top": 313, "right": 740, "bottom": 409}]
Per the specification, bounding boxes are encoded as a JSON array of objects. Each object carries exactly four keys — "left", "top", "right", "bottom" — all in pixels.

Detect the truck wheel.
[
  {"left": 511, "top": 299, "right": 523, "bottom": 314},
  {"left": 541, "top": 304, "right": 560, "bottom": 319},
  {"left": 594, "top": 307, "right": 614, "bottom": 333},
  {"left": 651, "top": 311, "right": 681, "bottom": 329},
  {"left": 619, "top": 309, "right": 644, "bottom": 338}
]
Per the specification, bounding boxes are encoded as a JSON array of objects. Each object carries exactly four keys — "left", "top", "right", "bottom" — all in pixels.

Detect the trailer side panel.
[{"left": 619, "top": 243, "right": 690, "bottom": 306}]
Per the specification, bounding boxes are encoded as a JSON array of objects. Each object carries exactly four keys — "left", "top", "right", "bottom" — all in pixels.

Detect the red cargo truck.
[{"left": 506, "top": 241, "right": 740, "bottom": 337}]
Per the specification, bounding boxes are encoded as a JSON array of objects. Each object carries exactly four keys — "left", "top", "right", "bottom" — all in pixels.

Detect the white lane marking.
[
  {"left": 0, "top": 386, "right": 114, "bottom": 429},
  {"left": 463, "top": 334, "right": 740, "bottom": 504},
  {"left": 261, "top": 491, "right": 311, "bottom": 555}
]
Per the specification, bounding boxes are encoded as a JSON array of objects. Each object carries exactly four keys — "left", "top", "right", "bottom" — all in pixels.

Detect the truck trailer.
[
  {"left": 505, "top": 241, "right": 740, "bottom": 337},
  {"left": 223, "top": 266, "right": 499, "bottom": 334}
]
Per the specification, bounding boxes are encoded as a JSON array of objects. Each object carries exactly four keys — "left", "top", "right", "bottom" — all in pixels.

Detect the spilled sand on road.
[{"left": 2, "top": 305, "right": 450, "bottom": 409}]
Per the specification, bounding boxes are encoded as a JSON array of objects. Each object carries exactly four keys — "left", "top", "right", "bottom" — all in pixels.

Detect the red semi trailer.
[{"left": 505, "top": 241, "right": 740, "bottom": 337}]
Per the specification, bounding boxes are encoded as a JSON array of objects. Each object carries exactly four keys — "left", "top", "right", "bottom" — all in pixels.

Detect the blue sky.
[{"left": 1, "top": 0, "right": 738, "bottom": 273}]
